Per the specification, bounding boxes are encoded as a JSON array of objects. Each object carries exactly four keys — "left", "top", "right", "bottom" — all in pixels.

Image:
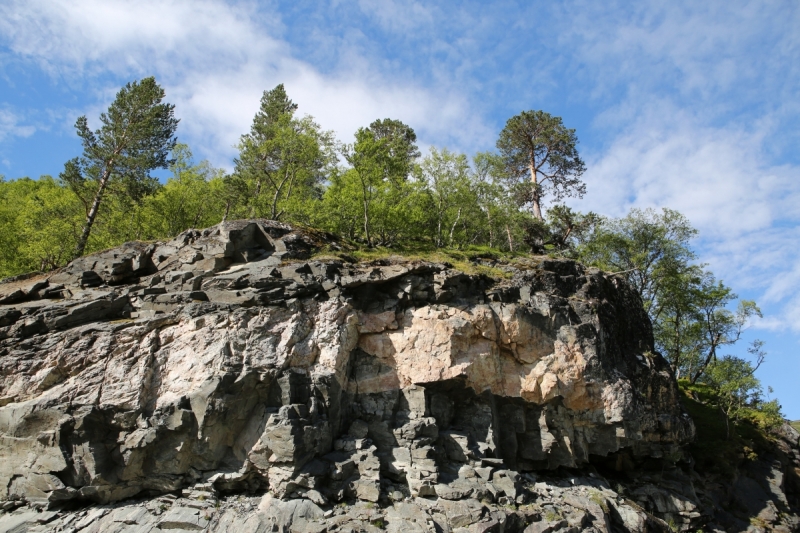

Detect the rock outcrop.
[{"left": 0, "top": 220, "right": 795, "bottom": 532}]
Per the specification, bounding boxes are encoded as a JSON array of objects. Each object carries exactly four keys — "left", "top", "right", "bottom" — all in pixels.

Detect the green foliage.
[
  {"left": 705, "top": 354, "right": 763, "bottom": 435},
  {"left": 333, "top": 118, "right": 420, "bottom": 247},
  {"left": 654, "top": 268, "right": 762, "bottom": 383},
  {"left": 231, "top": 84, "right": 335, "bottom": 222},
  {"left": 702, "top": 341, "right": 783, "bottom": 433},
  {"left": 685, "top": 276, "right": 761, "bottom": 383},
  {"left": 578, "top": 207, "right": 761, "bottom": 383},
  {"left": 521, "top": 204, "right": 600, "bottom": 256},
  {"left": 680, "top": 379, "right": 782, "bottom": 478},
  {"left": 0, "top": 143, "right": 230, "bottom": 278},
  {"left": 412, "top": 147, "right": 518, "bottom": 250},
  {"left": 579, "top": 207, "right": 697, "bottom": 314},
  {"left": 471, "top": 152, "right": 520, "bottom": 250},
  {"left": 1, "top": 93, "right": 594, "bottom": 274},
  {"left": 77, "top": 144, "right": 227, "bottom": 246},
  {"left": 138, "top": 144, "right": 226, "bottom": 238},
  {"left": 0, "top": 176, "right": 84, "bottom": 277},
  {"left": 316, "top": 166, "right": 364, "bottom": 239},
  {"left": 414, "top": 147, "right": 473, "bottom": 248}
]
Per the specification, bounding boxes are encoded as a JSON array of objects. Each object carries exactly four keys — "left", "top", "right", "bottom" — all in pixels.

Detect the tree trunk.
[
  {"left": 250, "top": 178, "right": 262, "bottom": 218},
  {"left": 363, "top": 196, "right": 372, "bottom": 247},
  {"left": 448, "top": 207, "right": 462, "bottom": 247},
  {"left": 192, "top": 207, "right": 203, "bottom": 228},
  {"left": 270, "top": 183, "right": 281, "bottom": 220},
  {"left": 436, "top": 194, "right": 444, "bottom": 248},
  {"left": 690, "top": 334, "right": 719, "bottom": 384},
  {"left": 74, "top": 168, "right": 112, "bottom": 258},
  {"left": 721, "top": 405, "right": 731, "bottom": 440},
  {"left": 271, "top": 167, "right": 294, "bottom": 221},
  {"left": 487, "top": 210, "right": 494, "bottom": 248},
  {"left": 505, "top": 225, "right": 514, "bottom": 252},
  {"left": 671, "top": 310, "right": 682, "bottom": 375},
  {"left": 528, "top": 156, "right": 543, "bottom": 220}
]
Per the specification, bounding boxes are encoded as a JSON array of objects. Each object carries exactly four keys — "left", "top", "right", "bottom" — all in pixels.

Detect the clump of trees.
[
  {"left": 577, "top": 208, "right": 782, "bottom": 433},
  {"left": 0, "top": 79, "right": 783, "bottom": 432},
  {"left": 0, "top": 81, "right": 600, "bottom": 270},
  {"left": 226, "top": 84, "right": 335, "bottom": 222}
]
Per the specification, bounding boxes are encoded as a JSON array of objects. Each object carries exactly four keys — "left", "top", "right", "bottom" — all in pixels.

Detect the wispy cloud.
[
  {"left": 355, "top": 0, "right": 435, "bottom": 34},
  {"left": 556, "top": 1, "right": 800, "bottom": 332},
  {"left": 578, "top": 105, "right": 799, "bottom": 237},
  {"left": 0, "top": 0, "right": 493, "bottom": 168},
  {"left": 0, "top": 106, "right": 35, "bottom": 143},
  {"left": 560, "top": 2, "right": 800, "bottom": 113}
]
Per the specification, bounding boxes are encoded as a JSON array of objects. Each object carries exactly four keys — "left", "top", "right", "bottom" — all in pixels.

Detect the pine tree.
[{"left": 62, "top": 77, "right": 178, "bottom": 258}]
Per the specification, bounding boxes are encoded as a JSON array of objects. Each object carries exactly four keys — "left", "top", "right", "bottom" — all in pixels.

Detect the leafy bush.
[{"left": 680, "top": 380, "right": 780, "bottom": 478}]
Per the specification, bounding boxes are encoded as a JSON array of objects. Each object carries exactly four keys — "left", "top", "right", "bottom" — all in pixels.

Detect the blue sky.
[{"left": 1, "top": 0, "right": 799, "bottom": 417}]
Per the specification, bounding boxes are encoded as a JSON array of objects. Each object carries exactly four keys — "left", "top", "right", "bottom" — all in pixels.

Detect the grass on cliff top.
[
  {"left": 679, "top": 380, "right": 775, "bottom": 479},
  {"left": 311, "top": 243, "right": 533, "bottom": 279},
  {"left": 791, "top": 421, "right": 800, "bottom": 433}
]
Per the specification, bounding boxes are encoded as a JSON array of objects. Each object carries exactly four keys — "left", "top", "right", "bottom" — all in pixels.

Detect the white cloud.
[
  {"left": 562, "top": 1, "right": 800, "bottom": 111},
  {"left": 0, "top": 0, "right": 492, "bottom": 169},
  {"left": 0, "top": 107, "right": 35, "bottom": 143},
  {"left": 750, "top": 315, "right": 789, "bottom": 333},
  {"left": 579, "top": 105, "right": 798, "bottom": 235},
  {"left": 572, "top": 104, "right": 800, "bottom": 330}
]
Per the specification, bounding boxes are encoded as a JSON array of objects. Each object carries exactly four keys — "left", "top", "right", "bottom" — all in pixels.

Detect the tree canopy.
[
  {"left": 231, "top": 84, "right": 334, "bottom": 222},
  {"left": 339, "top": 118, "right": 420, "bottom": 247},
  {"left": 577, "top": 208, "right": 763, "bottom": 382}
]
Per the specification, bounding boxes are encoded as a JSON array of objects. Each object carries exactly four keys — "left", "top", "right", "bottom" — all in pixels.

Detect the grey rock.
[
  {"left": 158, "top": 506, "right": 207, "bottom": 530},
  {"left": 0, "top": 220, "right": 796, "bottom": 533},
  {"left": 523, "top": 520, "right": 567, "bottom": 533}
]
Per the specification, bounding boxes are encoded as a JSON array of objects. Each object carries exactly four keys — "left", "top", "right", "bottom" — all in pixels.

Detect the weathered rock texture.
[{"left": 0, "top": 220, "right": 794, "bottom": 532}]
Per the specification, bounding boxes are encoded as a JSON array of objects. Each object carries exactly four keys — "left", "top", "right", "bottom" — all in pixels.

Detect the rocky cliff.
[{"left": 0, "top": 220, "right": 796, "bottom": 533}]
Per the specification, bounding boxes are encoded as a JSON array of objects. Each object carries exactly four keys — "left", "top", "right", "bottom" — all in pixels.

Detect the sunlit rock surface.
[{"left": 0, "top": 220, "right": 794, "bottom": 532}]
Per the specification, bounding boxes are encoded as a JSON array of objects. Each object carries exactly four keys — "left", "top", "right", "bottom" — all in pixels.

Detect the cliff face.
[{"left": 0, "top": 220, "right": 793, "bottom": 533}]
